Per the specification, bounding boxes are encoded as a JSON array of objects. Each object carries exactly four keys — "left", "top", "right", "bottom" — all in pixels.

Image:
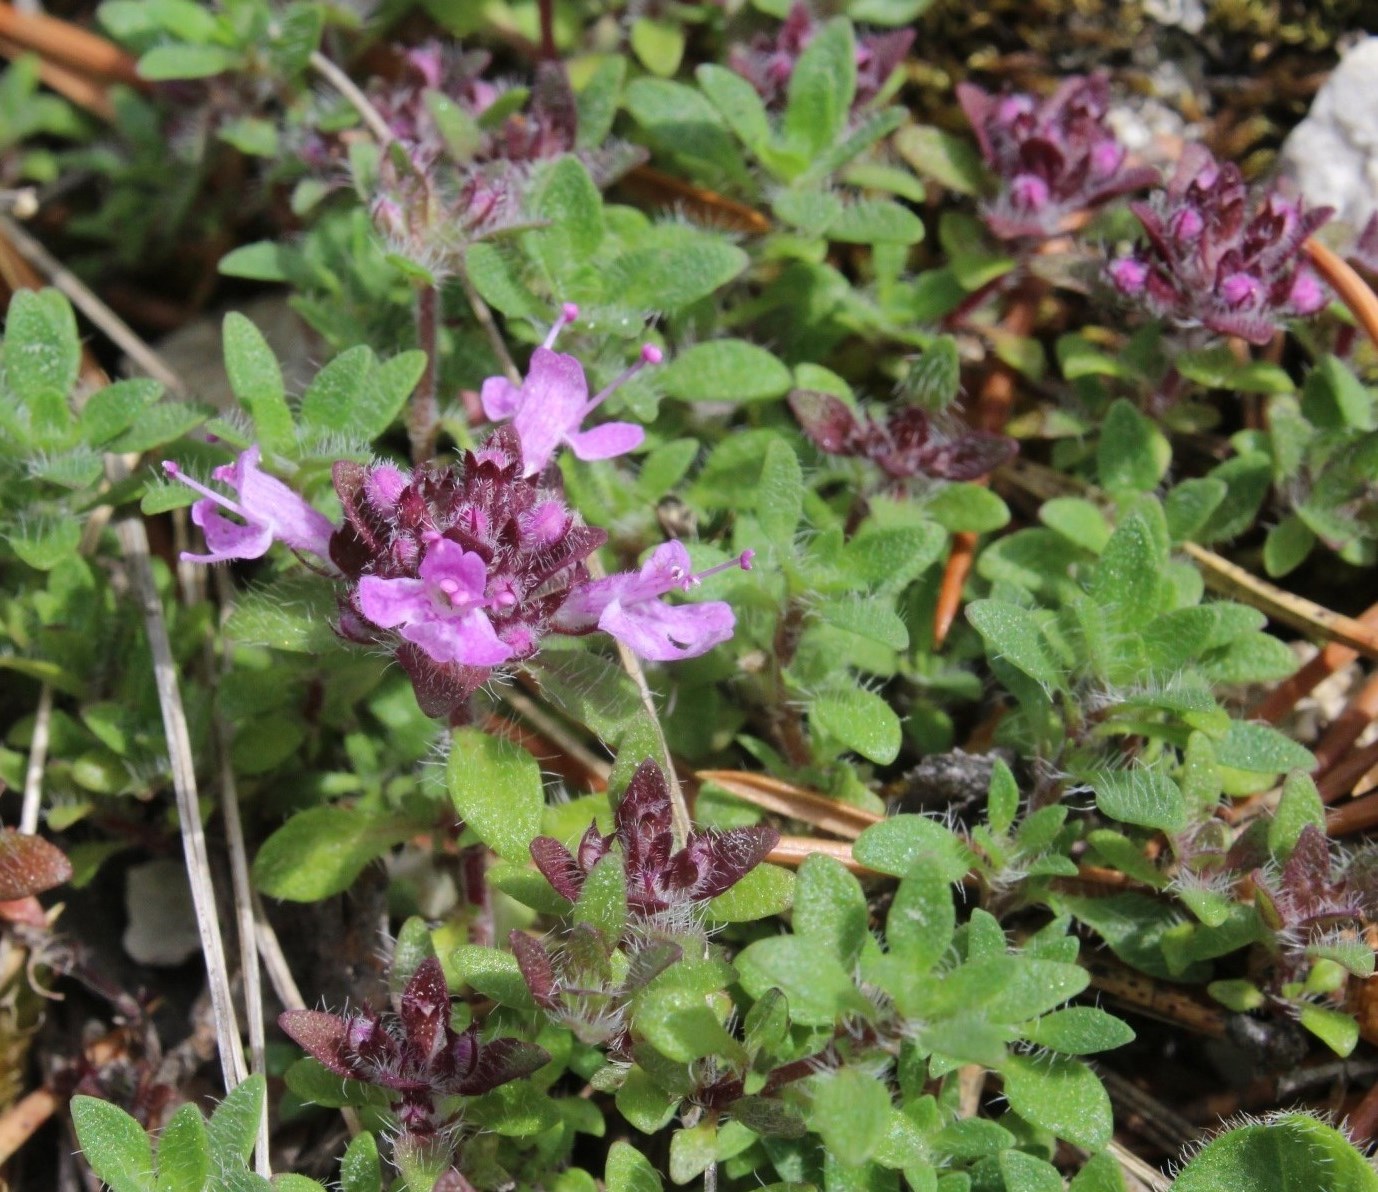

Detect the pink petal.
[
  {"left": 510, "top": 349, "right": 591, "bottom": 476},
  {"left": 598, "top": 597, "right": 735, "bottom": 661},
  {"left": 184, "top": 501, "right": 275, "bottom": 564},
  {"left": 480, "top": 375, "right": 521, "bottom": 420},
  {"left": 400, "top": 608, "right": 514, "bottom": 666},
  {"left": 232, "top": 449, "right": 335, "bottom": 557},
  {"left": 566, "top": 421, "right": 645, "bottom": 462},
  {"left": 417, "top": 539, "right": 489, "bottom": 600},
  {"left": 357, "top": 575, "right": 431, "bottom": 630}
]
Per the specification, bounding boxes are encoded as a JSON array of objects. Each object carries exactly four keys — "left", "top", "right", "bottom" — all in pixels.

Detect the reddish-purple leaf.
[
  {"left": 694, "top": 825, "right": 781, "bottom": 901},
  {"left": 0, "top": 830, "right": 72, "bottom": 900},
  {"left": 451, "top": 1036, "right": 548, "bottom": 1096},
  {"left": 918, "top": 431, "right": 1019, "bottom": 481},
  {"left": 789, "top": 390, "right": 862, "bottom": 455},
  {"left": 401, "top": 957, "right": 451, "bottom": 1063},
  {"left": 616, "top": 760, "right": 675, "bottom": 872},
  {"left": 529, "top": 836, "right": 585, "bottom": 902},
  {"left": 279, "top": 1010, "right": 354, "bottom": 1077},
  {"left": 509, "top": 929, "right": 560, "bottom": 1010}
]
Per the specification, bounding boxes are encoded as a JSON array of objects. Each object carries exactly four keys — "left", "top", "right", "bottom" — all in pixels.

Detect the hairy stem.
[
  {"left": 308, "top": 50, "right": 394, "bottom": 145},
  {"left": 410, "top": 284, "right": 440, "bottom": 464},
  {"left": 586, "top": 554, "right": 691, "bottom": 845},
  {"left": 457, "top": 262, "right": 521, "bottom": 385},
  {"left": 537, "top": 0, "right": 557, "bottom": 60}
]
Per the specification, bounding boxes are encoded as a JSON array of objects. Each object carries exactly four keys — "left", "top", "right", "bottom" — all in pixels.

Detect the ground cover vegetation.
[{"left": 1, "top": 1, "right": 1378, "bottom": 1189}]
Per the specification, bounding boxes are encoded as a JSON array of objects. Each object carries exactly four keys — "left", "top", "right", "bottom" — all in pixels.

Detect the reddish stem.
[
  {"left": 409, "top": 285, "right": 439, "bottom": 464},
  {"left": 537, "top": 0, "right": 557, "bottom": 60}
]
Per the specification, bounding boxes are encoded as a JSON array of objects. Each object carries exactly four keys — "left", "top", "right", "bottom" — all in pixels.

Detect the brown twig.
[
  {"left": 934, "top": 531, "right": 979, "bottom": 648},
  {"left": 0, "top": 3, "right": 142, "bottom": 85},
  {"left": 933, "top": 286, "right": 1036, "bottom": 647},
  {"left": 307, "top": 49, "right": 394, "bottom": 145},
  {"left": 113, "top": 498, "right": 247, "bottom": 1091},
  {"left": 1305, "top": 237, "right": 1378, "bottom": 352},
  {"left": 212, "top": 567, "right": 270, "bottom": 1176},
  {"left": 0, "top": 215, "right": 187, "bottom": 394},
  {"left": 696, "top": 769, "right": 881, "bottom": 840},
  {"left": 0, "top": 1087, "right": 59, "bottom": 1167},
  {"left": 0, "top": 34, "right": 116, "bottom": 119},
  {"left": 1346, "top": 1076, "right": 1378, "bottom": 1143},
  {"left": 766, "top": 836, "right": 875, "bottom": 874},
  {"left": 501, "top": 686, "right": 611, "bottom": 790},
  {"left": 456, "top": 262, "right": 521, "bottom": 386},
  {"left": 1311, "top": 670, "right": 1378, "bottom": 782},
  {"left": 1252, "top": 602, "right": 1378, "bottom": 723},
  {"left": 1183, "top": 542, "right": 1378, "bottom": 662},
  {"left": 619, "top": 165, "right": 772, "bottom": 236},
  {"left": 1084, "top": 957, "right": 1229, "bottom": 1039},
  {"left": 1321, "top": 744, "right": 1378, "bottom": 819}
]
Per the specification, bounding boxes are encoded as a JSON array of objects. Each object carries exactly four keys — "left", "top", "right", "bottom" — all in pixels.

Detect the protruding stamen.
[
  {"left": 162, "top": 461, "right": 245, "bottom": 519},
  {"left": 587, "top": 343, "right": 664, "bottom": 412},
  {"left": 542, "top": 302, "right": 580, "bottom": 350},
  {"left": 693, "top": 549, "right": 756, "bottom": 584}
]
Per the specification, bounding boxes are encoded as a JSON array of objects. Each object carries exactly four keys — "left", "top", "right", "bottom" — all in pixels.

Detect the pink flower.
[
  {"left": 957, "top": 74, "right": 1156, "bottom": 240},
  {"left": 554, "top": 542, "right": 753, "bottom": 662},
  {"left": 480, "top": 305, "right": 654, "bottom": 477},
  {"left": 1107, "top": 145, "right": 1333, "bottom": 344},
  {"left": 162, "top": 446, "right": 335, "bottom": 565},
  {"left": 356, "top": 536, "right": 513, "bottom": 667}
]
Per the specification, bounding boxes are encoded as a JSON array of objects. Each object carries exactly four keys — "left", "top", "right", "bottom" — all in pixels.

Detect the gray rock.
[
  {"left": 1279, "top": 38, "right": 1378, "bottom": 230},
  {"left": 123, "top": 857, "right": 201, "bottom": 966}
]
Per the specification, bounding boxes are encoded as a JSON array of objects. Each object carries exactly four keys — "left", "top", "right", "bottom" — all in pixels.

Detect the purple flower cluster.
[
  {"left": 364, "top": 41, "right": 641, "bottom": 258},
  {"left": 373, "top": 40, "right": 577, "bottom": 168},
  {"left": 165, "top": 321, "right": 751, "bottom": 722},
  {"left": 957, "top": 74, "right": 1155, "bottom": 240},
  {"left": 1108, "top": 145, "right": 1332, "bottom": 344},
  {"left": 729, "top": 3, "right": 913, "bottom": 111},
  {"left": 789, "top": 389, "right": 1016, "bottom": 482},
  {"left": 279, "top": 957, "right": 546, "bottom": 1139},
  {"left": 1252, "top": 826, "right": 1367, "bottom": 958},
  {"left": 529, "top": 758, "right": 780, "bottom": 917}
]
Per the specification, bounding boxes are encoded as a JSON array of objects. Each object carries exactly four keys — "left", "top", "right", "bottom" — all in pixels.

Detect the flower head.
[
  {"left": 529, "top": 758, "right": 779, "bottom": 917},
  {"left": 1108, "top": 145, "right": 1332, "bottom": 344},
  {"left": 553, "top": 542, "right": 752, "bottom": 662},
  {"left": 480, "top": 306, "right": 654, "bottom": 477},
  {"left": 356, "top": 537, "right": 513, "bottom": 668},
  {"left": 729, "top": 3, "right": 913, "bottom": 111},
  {"left": 789, "top": 390, "right": 1017, "bottom": 482},
  {"left": 372, "top": 40, "right": 502, "bottom": 152},
  {"left": 279, "top": 957, "right": 547, "bottom": 1140},
  {"left": 957, "top": 74, "right": 1156, "bottom": 239},
  {"left": 330, "top": 427, "right": 606, "bottom": 719},
  {"left": 162, "top": 447, "right": 335, "bottom": 565}
]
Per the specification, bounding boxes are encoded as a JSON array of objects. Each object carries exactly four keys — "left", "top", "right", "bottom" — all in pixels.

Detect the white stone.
[{"left": 1279, "top": 38, "right": 1378, "bottom": 229}]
